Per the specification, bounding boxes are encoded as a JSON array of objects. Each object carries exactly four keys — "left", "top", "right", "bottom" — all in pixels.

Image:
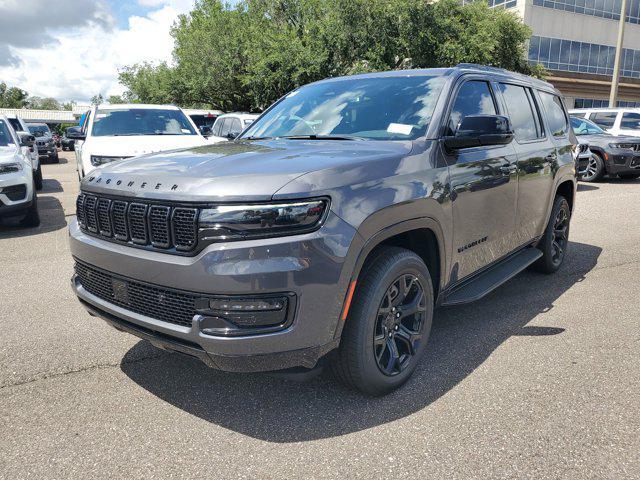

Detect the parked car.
[
  {"left": 569, "top": 107, "right": 640, "bottom": 137},
  {"left": 211, "top": 112, "right": 259, "bottom": 140},
  {"left": 52, "top": 133, "right": 61, "bottom": 147},
  {"left": 69, "top": 65, "right": 576, "bottom": 395},
  {"left": 27, "top": 123, "right": 59, "bottom": 164},
  {"left": 569, "top": 116, "right": 640, "bottom": 181},
  {"left": 184, "top": 109, "right": 223, "bottom": 137},
  {"left": 67, "top": 104, "right": 223, "bottom": 179},
  {"left": 0, "top": 115, "right": 40, "bottom": 227},
  {"left": 5, "top": 114, "right": 42, "bottom": 190},
  {"left": 61, "top": 128, "right": 76, "bottom": 151},
  {"left": 574, "top": 141, "right": 593, "bottom": 180}
]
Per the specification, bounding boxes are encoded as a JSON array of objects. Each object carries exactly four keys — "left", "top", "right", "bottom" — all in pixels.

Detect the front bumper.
[
  {"left": 606, "top": 150, "right": 640, "bottom": 175},
  {"left": 69, "top": 212, "right": 360, "bottom": 371},
  {"left": 0, "top": 169, "right": 33, "bottom": 216},
  {"left": 37, "top": 144, "right": 56, "bottom": 157}
]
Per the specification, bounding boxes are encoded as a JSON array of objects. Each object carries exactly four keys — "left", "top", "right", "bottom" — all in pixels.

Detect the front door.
[{"left": 444, "top": 79, "right": 519, "bottom": 283}]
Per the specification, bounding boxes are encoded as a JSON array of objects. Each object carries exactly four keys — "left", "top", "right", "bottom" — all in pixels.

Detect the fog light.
[{"left": 209, "top": 298, "right": 285, "bottom": 312}]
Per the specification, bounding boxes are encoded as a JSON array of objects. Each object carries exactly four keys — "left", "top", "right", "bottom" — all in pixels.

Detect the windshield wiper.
[
  {"left": 280, "top": 134, "right": 363, "bottom": 141},
  {"left": 243, "top": 136, "right": 274, "bottom": 141}
]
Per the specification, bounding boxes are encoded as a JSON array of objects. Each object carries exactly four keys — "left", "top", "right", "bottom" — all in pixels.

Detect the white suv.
[
  {"left": 5, "top": 114, "right": 42, "bottom": 190},
  {"left": 0, "top": 115, "right": 39, "bottom": 227},
  {"left": 569, "top": 107, "right": 640, "bottom": 137},
  {"left": 69, "top": 104, "right": 222, "bottom": 179},
  {"left": 211, "top": 112, "right": 259, "bottom": 140}
]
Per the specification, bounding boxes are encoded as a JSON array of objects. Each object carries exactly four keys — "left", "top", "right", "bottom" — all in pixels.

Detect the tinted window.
[
  {"left": 91, "top": 108, "right": 196, "bottom": 137},
  {"left": 620, "top": 112, "right": 640, "bottom": 129},
  {"left": 589, "top": 111, "right": 618, "bottom": 128},
  {"left": 212, "top": 118, "right": 223, "bottom": 136},
  {"left": 539, "top": 92, "right": 569, "bottom": 136},
  {"left": 190, "top": 114, "right": 217, "bottom": 128},
  {"left": 242, "top": 75, "right": 447, "bottom": 141},
  {"left": 447, "top": 80, "right": 496, "bottom": 135},
  {"left": 0, "top": 121, "right": 15, "bottom": 146},
  {"left": 8, "top": 118, "right": 21, "bottom": 132},
  {"left": 570, "top": 116, "right": 606, "bottom": 135},
  {"left": 229, "top": 118, "right": 242, "bottom": 136},
  {"left": 28, "top": 125, "right": 51, "bottom": 137},
  {"left": 498, "top": 83, "right": 541, "bottom": 141},
  {"left": 219, "top": 118, "right": 231, "bottom": 137}
]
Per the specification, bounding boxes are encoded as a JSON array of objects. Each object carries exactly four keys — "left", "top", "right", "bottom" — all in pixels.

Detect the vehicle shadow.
[
  {"left": 41, "top": 178, "right": 64, "bottom": 193},
  {"left": 0, "top": 195, "right": 67, "bottom": 238},
  {"left": 577, "top": 183, "right": 599, "bottom": 191},
  {"left": 121, "top": 241, "right": 601, "bottom": 442}
]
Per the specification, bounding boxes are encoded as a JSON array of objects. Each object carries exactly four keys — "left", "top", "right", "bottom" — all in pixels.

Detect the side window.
[
  {"left": 498, "top": 83, "right": 543, "bottom": 141},
  {"left": 589, "top": 111, "right": 617, "bottom": 129},
  {"left": 447, "top": 80, "right": 497, "bottom": 135},
  {"left": 219, "top": 118, "right": 231, "bottom": 137},
  {"left": 212, "top": 118, "right": 223, "bottom": 136},
  {"left": 620, "top": 112, "right": 640, "bottom": 129},
  {"left": 229, "top": 118, "right": 242, "bottom": 136},
  {"left": 539, "top": 92, "right": 569, "bottom": 137}
]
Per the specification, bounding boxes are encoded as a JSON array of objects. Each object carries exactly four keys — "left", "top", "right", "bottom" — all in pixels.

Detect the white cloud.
[{"left": 0, "top": 0, "right": 195, "bottom": 103}]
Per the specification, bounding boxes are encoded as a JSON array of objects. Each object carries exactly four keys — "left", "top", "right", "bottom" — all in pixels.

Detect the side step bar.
[{"left": 441, "top": 247, "right": 542, "bottom": 307}]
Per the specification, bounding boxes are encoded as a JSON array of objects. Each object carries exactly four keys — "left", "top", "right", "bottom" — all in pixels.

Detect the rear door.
[
  {"left": 496, "top": 82, "right": 557, "bottom": 246},
  {"left": 444, "top": 77, "right": 519, "bottom": 282},
  {"left": 617, "top": 111, "right": 640, "bottom": 137}
]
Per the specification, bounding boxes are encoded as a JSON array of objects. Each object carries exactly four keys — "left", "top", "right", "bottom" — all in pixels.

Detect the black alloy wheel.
[
  {"left": 373, "top": 274, "right": 427, "bottom": 376},
  {"left": 551, "top": 204, "right": 569, "bottom": 265}
]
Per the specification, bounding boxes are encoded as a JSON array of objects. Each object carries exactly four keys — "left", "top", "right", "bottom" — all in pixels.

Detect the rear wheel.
[
  {"left": 531, "top": 195, "right": 570, "bottom": 274},
  {"left": 581, "top": 153, "right": 605, "bottom": 182},
  {"left": 34, "top": 164, "right": 43, "bottom": 190},
  {"left": 331, "top": 247, "right": 434, "bottom": 396},
  {"left": 50, "top": 152, "right": 59, "bottom": 163},
  {"left": 618, "top": 173, "right": 640, "bottom": 180}
]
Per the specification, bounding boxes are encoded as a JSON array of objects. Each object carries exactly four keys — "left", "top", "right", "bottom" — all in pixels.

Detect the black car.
[
  {"left": 61, "top": 132, "right": 75, "bottom": 151},
  {"left": 570, "top": 116, "right": 640, "bottom": 182}
]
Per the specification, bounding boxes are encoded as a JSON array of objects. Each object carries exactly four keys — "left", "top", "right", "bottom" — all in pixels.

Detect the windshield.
[
  {"left": 91, "top": 108, "right": 197, "bottom": 137},
  {"left": 570, "top": 116, "right": 607, "bottom": 135},
  {"left": 190, "top": 114, "right": 217, "bottom": 128},
  {"left": 241, "top": 75, "right": 447, "bottom": 141},
  {"left": 29, "top": 125, "right": 50, "bottom": 137},
  {"left": 0, "top": 121, "right": 15, "bottom": 146}
]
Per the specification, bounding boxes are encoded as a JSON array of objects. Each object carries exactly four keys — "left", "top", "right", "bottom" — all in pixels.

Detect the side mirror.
[
  {"left": 444, "top": 115, "right": 514, "bottom": 150},
  {"left": 66, "top": 126, "right": 86, "bottom": 141},
  {"left": 199, "top": 125, "right": 213, "bottom": 137},
  {"left": 19, "top": 133, "right": 35, "bottom": 148},
  {"left": 226, "top": 132, "right": 238, "bottom": 140}
]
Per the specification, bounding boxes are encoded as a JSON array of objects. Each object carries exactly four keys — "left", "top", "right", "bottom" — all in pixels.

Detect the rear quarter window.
[
  {"left": 539, "top": 91, "right": 569, "bottom": 137},
  {"left": 620, "top": 112, "right": 640, "bottom": 129},
  {"left": 589, "top": 111, "right": 618, "bottom": 128}
]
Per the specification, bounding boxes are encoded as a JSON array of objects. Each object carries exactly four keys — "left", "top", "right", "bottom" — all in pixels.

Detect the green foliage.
[
  {"left": 119, "top": 0, "right": 544, "bottom": 111},
  {"left": 0, "top": 82, "right": 29, "bottom": 108},
  {"left": 27, "top": 96, "right": 62, "bottom": 110}
]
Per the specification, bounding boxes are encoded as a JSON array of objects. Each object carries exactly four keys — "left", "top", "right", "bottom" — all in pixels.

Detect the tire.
[
  {"left": 331, "top": 246, "right": 434, "bottom": 396},
  {"left": 19, "top": 189, "right": 40, "bottom": 228},
  {"left": 531, "top": 196, "right": 570, "bottom": 274},
  {"left": 34, "top": 164, "right": 43, "bottom": 190},
  {"left": 62, "top": 146, "right": 67, "bottom": 151},
  {"left": 51, "top": 152, "right": 59, "bottom": 163},
  {"left": 618, "top": 173, "right": 640, "bottom": 180},
  {"left": 581, "top": 153, "right": 605, "bottom": 182}
]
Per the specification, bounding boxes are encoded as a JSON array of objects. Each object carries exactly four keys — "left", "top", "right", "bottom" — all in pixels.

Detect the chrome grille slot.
[
  {"left": 172, "top": 208, "right": 198, "bottom": 251},
  {"left": 148, "top": 205, "right": 171, "bottom": 248},
  {"left": 111, "top": 201, "right": 128, "bottom": 241},
  {"left": 84, "top": 195, "right": 98, "bottom": 233},
  {"left": 128, "top": 203, "right": 148, "bottom": 245},
  {"left": 97, "top": 198, "right": 112, "bottom": 236}
]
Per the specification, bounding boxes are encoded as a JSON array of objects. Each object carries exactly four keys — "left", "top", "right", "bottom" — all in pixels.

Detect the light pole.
[{"left": 609, "top": 0, "right": 629, "bottom": 107}]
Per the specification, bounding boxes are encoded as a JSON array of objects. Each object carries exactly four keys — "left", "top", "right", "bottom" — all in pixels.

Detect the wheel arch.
[{"left": 555, "top": 178, "right": 576, "bottom": 213}]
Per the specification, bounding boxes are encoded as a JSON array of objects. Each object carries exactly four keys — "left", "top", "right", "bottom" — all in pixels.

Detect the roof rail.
[{"left": 454, "top": 63, "right": 552, "bottom": 87}]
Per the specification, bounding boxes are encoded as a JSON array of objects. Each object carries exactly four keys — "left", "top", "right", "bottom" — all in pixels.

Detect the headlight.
[
  {"left": 90, "top": 155, "right": 128, "bottom": 167},
  {"left": 0, "top": 163, "right": 23, "bottom": 174},
  {"left": 609, "top": 143, "right": 639, "bottom": 150},
  {"left": 199, "top": 199, "right": 328, "bottom": 242}
]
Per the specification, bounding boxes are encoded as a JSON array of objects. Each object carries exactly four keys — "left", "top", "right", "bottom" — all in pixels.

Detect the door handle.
[{"left": 499, "top": 165, "right": 517, "bottom": 175}]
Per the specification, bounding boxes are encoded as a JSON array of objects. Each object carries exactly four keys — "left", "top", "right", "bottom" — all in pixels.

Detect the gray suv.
[{"left": 70, "top": 65, "right": 577, "bottom": 395}]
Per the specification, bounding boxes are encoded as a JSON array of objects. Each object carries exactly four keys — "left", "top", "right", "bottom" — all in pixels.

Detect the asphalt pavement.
[{"left": 1, "top": 151, "right": 638, "bottom": 479}]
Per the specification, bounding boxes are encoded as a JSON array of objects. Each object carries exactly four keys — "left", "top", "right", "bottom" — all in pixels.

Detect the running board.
[{"left": 441, "top": 247, "right": 542, "bottom": 307}]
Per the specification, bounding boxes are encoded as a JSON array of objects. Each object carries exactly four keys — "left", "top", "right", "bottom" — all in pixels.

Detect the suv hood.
[
  {"left": 81, "top": 139, "right": 411, "bottom": 202},
  {"left": 0, "top": 145, "right": 21, "bottom": 163},
  {"left": 83, "top": 134, "right": 210, "bottom": 158},
  {"left": 577, "top": 133, "right": 640, "bottom": 146}
]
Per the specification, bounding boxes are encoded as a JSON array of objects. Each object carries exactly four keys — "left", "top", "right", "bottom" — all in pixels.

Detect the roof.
[
  {"left": 569, "top": 107, "right": 640, "bottom": 112},
  {"left": 0, "top": 107, "right": 77, "bottom": 123},
  {"left": 95, "top": 103, "right": 182, "bottom": 110},
  {"left": 183, "top": 109, "right": 224, "bottom": 116},
  {"left": 217, "top": 112, "right": 260, "bottom": 119}
]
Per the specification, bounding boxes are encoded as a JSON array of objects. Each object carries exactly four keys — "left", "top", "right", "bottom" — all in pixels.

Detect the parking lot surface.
[{"left": 1, "top": 151, "right": 639, "bottom": 479}]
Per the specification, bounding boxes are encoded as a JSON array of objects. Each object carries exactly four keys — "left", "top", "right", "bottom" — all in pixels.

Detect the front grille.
[
  {"left": 74, "top": 261, "right": 197, "bottom": 327},
  {"left": 76, "top": 193, "right": 199, "bottom": 253}
]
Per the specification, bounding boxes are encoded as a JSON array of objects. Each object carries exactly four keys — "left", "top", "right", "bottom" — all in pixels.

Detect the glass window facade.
[
  {"left": 573, "top": 98, "right": 640, "bottom": 108},
  {"left": 528, "top": 36, "right": 640, "bottom": 79},
  {"left": 532, "top": 0, "right": 640, "bottom": 26}
]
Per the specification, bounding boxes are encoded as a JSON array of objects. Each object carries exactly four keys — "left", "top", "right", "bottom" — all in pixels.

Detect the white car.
[
  {"left": 69, "top": 104, "right": 223, "bottom": 179},
  {"left": 5, "top": 114, "right": 42, "bottom": 190},
  {"left": 211, "top": 112, "right": 260, "bottom": 140},
  {"left": 569, "top": 107, "right": 640, "bottom": 137},
  {"left": 0, "top": 115, "right": 39, "bottom": 227},
  {"left": 183, "top": 108, "right": 224, "bottom": 136}
]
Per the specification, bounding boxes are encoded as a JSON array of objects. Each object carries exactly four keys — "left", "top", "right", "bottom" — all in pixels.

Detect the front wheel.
[
  {"left": 34, "top": 164, "right": 43, "bottom": 190},
  {"left": 50, "top": 152, "right": 59, "bottom": 163},
  {"left": 331, "top": 247, "right": 434, "bottom": 396},
  {"left": 581, "top": 153, "right": 604, "bottom": 182},
  {"left": 19, "top": 189, "right": 40, "bottom": 228},
  {"left": 531, "top": 195, "right": 570, "bottom": 274}
]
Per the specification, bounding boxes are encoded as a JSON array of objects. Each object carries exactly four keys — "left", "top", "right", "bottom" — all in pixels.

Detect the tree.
[
  {"left": 118, "top": 0, "right": 544, "bottom": 112},
  {"left": 106, "top": 95, "right": 125, "bottom": 104},
  {"left": 27, "top": 96, "right": 61, "bottom": 110},
  {"left": 91, "top": 94, "right": 104, "bottom": 105},
  {"left": 0, "top": 82, "right": 29, "bottom": 108}
]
